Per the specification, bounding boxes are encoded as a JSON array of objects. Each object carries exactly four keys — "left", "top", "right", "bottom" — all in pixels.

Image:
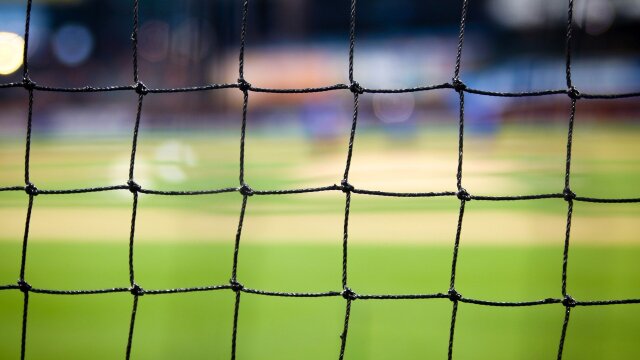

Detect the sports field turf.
[{"left": 1, "top": 124, "right": 639, "bottom": 359}]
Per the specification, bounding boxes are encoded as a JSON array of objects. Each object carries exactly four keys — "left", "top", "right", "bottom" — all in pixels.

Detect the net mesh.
[{"left": 1, "top": 0, "right": 640, "bottom": 359}]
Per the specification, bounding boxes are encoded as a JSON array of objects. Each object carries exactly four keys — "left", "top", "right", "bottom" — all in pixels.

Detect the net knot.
[
  {"left": 127, "top": 180, "right": 142, "bottom": 193},
  {"left": 563, "top": 188, "right": 576, "bottom": 201},
  {"left": 340, "top": 180, "right": 354, "bottom": 193},
  {"left": 341, "top": 287, "right": 357, "bottom": 300},
  {"left": 22, "top": 77, "right": 36, "bottom": 91},
  {"left": 24, "top": 183, "right": 39, "bottom": 196},
  {"left": 562, "top": 294, "right": 577, "bottom": 308},
  {"left": 349, "top": 81, "right": 364, "bottom": 94},
  {"left": 456, "top": 188, "right": 471, "bottom": 201},
  {"left": 239, "top": 184, "right": 254, "bottom": 196},
  {"left": 451, "top": 78, "right": 466, "bottom": 92},
  {"left": 448, "top": 289, "right": 462, "bottom": 302},
  {"left": 130, "top": 283, "right": 145, "bottom": 296},
  {"left": 230, "top": 279, "right": 244, "bottom": 292},
  {"left": 237, "top": 78, "right": 252, "bottom": 92},
  {"left": 567, "top": 86, "right": 581, "bottom": 100},
  {"left": 134, "top": 81, "right": 148, "bottom": 95},
  {"left": 17, "top": 280, "right": 31, "bottom": 293}
]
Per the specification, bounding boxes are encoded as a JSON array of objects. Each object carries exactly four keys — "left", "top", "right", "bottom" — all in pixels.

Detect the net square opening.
[
  {"left": 455, "top": 199, "right": 567, "bottom": 301},
  {"left": 137, "top": 89, "right": 243, "bottom": 192},
  {"left": 134, "top": 192, "right": 238, "bottom": 290},
  {"left": 563, "top": 305, "right": 640, "bottom": 359},
  {"left": 571, "top": 98, "right": 640, "bottom": 199},
  {"left": 349, "top": 89, "right": 458, "bottom": 193},
  {"left": 0, "top": 87, "right": 28, "bottom": 188},
  {"left": 462, "top": 93, "right": 570, "bottom": 197},
  {"left": 568, "top": 202, "right": 640, "bottom": 301},
  {"left": 354, "top": 0, "right": 464, "bottom": 89},
  {"left": 27, "top": 293, "right": 131, "bottom": 359},
  {"left": 137, "top": 0, "right": 241, "bottom": 88},
  {"left": 454, "top": 303, "right": 563, "bottom": 360},
  {"left": 29, "top": 91, "right": 138, "bottom": 190},
  {"left": 236, "top": 192, "right": 344, "bottom": 293},
  {"left": 244, "top": 91, "right": 353, "bottom": 191},
  {"left": 236, "top": 295, "right": 344, "bottom": 360},
  {"left": 29, "top": 1, "right": 133, "bottom": 88},
  {"left": 130, "top": 291, "right": 235, "bottom": 359},
  {"left": 345, "top": 299, "right": 451, "bottom": 359},
  {"left": 243, "top": 0, "right": 350, "bottom": 89},
  {"left": 25, "top": 193, "right": 131, "bottom": 290},
  {"left": 349, "top": 195, "right": 459, "bottom": 295},
  {"left": 0, "top": 192, "right": 29, "bottom": 285},
  {"left": 571, "top": 4, "right": 639, "bottom": 95},
  {"left": 0, "top": 291, "right": 23, "bottom": 359},
  {"left": 0, "top": 3, "right": 27, "bottom": 83},
  {"left": 464, "top": 1, "right": 568, "bottom": 93}
]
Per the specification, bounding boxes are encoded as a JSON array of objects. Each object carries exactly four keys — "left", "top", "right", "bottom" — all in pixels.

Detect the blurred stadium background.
[{"left": 1, "top": 0, "right": 639, "bottom": 359}]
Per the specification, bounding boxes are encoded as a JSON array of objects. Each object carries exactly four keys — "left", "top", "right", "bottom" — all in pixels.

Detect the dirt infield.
[
  {"left": 298, "top": 151, "right": 533, "bottom": 194},
  {"left": 0, "top": 207, "right": 636, "bottom": 245}
]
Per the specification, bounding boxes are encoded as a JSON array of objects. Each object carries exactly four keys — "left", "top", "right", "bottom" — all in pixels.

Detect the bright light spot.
[
  {"left": 155, "top": 140, "right": 198, "bottom": 165},
  {"left": 157, "top": 165, "right": 187, "bottom": 183},
  {"left": 0, "top": 32, "right": 24, "bottom": 75},
  {"left": 373, "top": 93, "right": 415, "bottom": 124},
  {"left": 52, "top": 24, "right": 94, "bottom": 66},
  {"left": 154, "top": 141, "right": 198, "bottom": 183}
]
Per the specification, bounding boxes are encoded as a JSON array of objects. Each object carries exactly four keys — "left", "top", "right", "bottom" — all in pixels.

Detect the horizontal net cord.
[
  {"left": 1, "top": 184, "right": 639, "bottom": 203},
  {"left": 2, "top": 79, "right": 640, "bottom": 98},
  {"left": 1, "top": 284, "right": 640, "bottom": 306}
]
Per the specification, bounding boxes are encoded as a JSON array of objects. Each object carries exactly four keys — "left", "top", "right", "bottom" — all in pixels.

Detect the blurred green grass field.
[{"left": 1, "top": 124, "right": 639, "bottom": 359}]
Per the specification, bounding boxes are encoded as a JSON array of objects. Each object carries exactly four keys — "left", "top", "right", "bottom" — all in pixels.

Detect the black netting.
[{"left": 1, "top": 0, "right": 640, "bottom": 359}]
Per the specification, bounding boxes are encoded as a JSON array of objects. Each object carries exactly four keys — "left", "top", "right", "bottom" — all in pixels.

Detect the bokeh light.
[
  {"left": 171, "top": 18, "right": 211, "bottom": 63},
  {"left": 0, "top": 32, "right": 24, "bottom": 75},
  {"left": 52, "top": 24, "right": 94, "bottom": 66},
  {"left": 372, "top": 93, "right": 416, "bottom": 124}
]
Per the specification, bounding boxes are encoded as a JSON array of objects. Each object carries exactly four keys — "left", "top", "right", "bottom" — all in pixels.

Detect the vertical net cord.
[
  {"left": 447, "top": 1, "right": 470, "bottom": 359},
  {"left": 125, "top": 0, "right": 146, "bottom": 358},
  {"left": 337, "top": 0, "right": 361, "bottom": 359},
  {"left": 18, "top": 1, "right": 34, "bottom": 359},
  {"left": 230, "top": 1, "right": 251, "bottom": 359},
  {"left": 557, "top": 1, "right": 578, "bottom": 358},
  {"left": 18, "top": 92, "right": 34, "bottom": 360}
]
